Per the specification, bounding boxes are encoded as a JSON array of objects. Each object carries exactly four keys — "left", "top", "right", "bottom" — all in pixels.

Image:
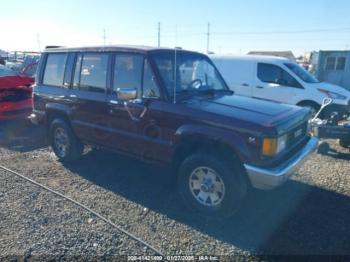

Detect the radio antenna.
[{"left": 173, "top": 25, "right": 178, "bottom": 104}]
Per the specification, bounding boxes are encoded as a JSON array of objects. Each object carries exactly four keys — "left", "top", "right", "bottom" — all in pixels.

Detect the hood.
[
  {"left": 186, "top": 95, "right": 308, "bottom": 129},
  {"left": 312, "top": 82, "right": 350, "bottom": 97}
]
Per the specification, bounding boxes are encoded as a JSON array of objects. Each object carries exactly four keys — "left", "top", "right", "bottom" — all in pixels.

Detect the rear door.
[
  {"left": 68, "top": 52, "right": 111, "bottom": 146},
  {"left": 253, "top": 62, "right": 303, "bottom": 104}
]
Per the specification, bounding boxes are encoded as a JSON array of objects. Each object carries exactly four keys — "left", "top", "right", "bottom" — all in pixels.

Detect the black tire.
[
  {"left": 49, "top": 118, "right": 83, "bottom": 162},
  {"left": 178, "top": 153, "right": 248, "bottom": 218},
  {"left": 339, "top": 139, "right": 350, "bottom": 149}
]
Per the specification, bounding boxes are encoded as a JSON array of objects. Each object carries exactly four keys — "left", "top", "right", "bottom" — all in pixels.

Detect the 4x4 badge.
[{"left": 248, "top": 137, "right": 256, "bottom": 144}]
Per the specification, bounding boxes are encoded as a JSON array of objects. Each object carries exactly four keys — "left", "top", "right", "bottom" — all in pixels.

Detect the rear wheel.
[
  {"left": 178, "top": 153, "right": 248, "bottom": 218},
  {"left": 49, "top": 119, "right": 83, "bottom": 162}
]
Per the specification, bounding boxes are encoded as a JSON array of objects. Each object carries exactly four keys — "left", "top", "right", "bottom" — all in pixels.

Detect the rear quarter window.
[{"left": 43, "top": 53, "right": 67, "bottom": 86}]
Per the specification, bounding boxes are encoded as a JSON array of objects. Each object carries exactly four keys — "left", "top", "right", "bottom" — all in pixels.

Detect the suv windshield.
[
  {"left": 284, "top": 62, "right": 320, "bottom": 83},
  {"left": 151, "top": 50, "right": 228, "bottom": 99}
]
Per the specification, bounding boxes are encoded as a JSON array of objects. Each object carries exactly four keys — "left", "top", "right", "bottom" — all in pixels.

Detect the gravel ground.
[{"left": 0, "top": 119, "right": 349, "bottom": 259}]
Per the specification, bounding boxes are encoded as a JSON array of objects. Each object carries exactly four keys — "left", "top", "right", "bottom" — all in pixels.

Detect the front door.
[
  {"left": 106, "top": 53, "right": 172, "bottom": 162},
  {"left": 253, "top": 62, "right": 302, "bottom": 104}
]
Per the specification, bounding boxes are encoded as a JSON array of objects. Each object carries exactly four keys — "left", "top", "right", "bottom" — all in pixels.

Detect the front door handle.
[
  {"left": 256, "top": 85, "right": 264, "bottom": 89},
  {"left": 109, "top": 100, "right": 119, "bottom": 105},
  {"left": 69, "top": 94, "right": 78, "bottom": 98}
]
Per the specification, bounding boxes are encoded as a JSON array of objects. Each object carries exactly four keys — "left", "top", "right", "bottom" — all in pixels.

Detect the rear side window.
[
  {"left": 43, "top": 53, "right": 67, "bottom": 86},
  {"left": 73, "top": 53, "right": 108, "bottom": 93}
]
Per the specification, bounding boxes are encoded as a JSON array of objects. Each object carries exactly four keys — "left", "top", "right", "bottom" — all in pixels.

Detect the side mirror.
[{"left": 117, "top": 87, "right": 137, "bottom": 101}]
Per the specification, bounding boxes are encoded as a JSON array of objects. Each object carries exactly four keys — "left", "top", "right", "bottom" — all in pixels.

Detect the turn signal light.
[{"left": 262, "top": 138, "right": 277, "bottom": 156}]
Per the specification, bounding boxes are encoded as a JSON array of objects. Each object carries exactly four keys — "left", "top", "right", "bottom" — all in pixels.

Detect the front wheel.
[
  {"left": 178, "top": 153, "right": 248, "bottom": 218},
  {"left": 339, "top": 139, "right": 350, "bottom": 149},
  {"left": 49, "top": 119, "right": 83, "bottom": 162}
]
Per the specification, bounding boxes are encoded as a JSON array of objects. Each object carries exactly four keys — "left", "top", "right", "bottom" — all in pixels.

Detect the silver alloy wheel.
[
  {"left": 189, "top": 166, "right": 226, "bottom": 207},
  {"left": 54, "top": 127, "right": 69, "bottom": 157}
]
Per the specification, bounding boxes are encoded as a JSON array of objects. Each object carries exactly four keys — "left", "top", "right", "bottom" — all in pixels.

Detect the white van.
[{"left": 210, "top": 55, "right": 350, "bottom": 116}]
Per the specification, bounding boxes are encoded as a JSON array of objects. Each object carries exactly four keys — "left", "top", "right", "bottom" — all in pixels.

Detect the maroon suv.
[{"left": 31, "top": 46, "right": 318, "bottom": 217}]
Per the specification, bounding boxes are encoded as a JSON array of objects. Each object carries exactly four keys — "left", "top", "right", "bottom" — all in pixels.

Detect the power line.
[{"left": 212, "top": 27, "right": 350, "bottom": 36}]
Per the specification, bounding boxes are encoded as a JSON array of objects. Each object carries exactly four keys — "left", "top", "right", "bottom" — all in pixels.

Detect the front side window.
[
  {"left": 78, "top": 53, "right": 108, "bottom": 93},
  {"left": 258, "top": 63, "right": 301, "bottom": 88},
  {"left": 113, "top": 54, "right": 143, "bottom": 96},
  {"left": 284, "top": 62, "right": 319, "bottom": 83},
  {"left": 151, "top": 51, "right": 227, "bottom": 98},
  {"left": 43, "top": 53, "right": 67, "bottom": 86}
]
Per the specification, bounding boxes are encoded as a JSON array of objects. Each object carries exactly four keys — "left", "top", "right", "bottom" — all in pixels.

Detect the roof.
[
  {"left": 209, "top": 54, "right": 291, "bottom": 63},
  {"left": 43, "top": 45, "right": 197, "bottom": 54},
  {"left": 247, "top": 51, "right": 296, "bottom": 60}
]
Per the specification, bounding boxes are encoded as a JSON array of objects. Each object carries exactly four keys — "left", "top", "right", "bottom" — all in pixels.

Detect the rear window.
[{"left": 43, "top": 53, "right": 67, "bottom": 86}]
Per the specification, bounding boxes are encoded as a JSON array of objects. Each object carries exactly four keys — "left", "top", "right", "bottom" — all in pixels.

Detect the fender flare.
[{"left": 173, "top": 124, "right": 252, "bottom": 163}]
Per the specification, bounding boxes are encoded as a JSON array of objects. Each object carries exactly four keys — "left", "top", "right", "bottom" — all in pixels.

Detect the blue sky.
[{"left": 2, "top": 0, "right": 350, "bottom": 56}]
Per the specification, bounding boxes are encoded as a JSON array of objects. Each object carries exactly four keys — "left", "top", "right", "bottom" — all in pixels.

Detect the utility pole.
[
  {"left": 36, "top": 33, "right": 41, "bottom": 51},
  {"left": 206, "top": 22, "right": 210, "bottom": 54},
  {"left": 158, "top": 22, "right": 161, "bottom": 47},
  {"left": 103, "top": 29, "right": 106, "bottom": 46}
]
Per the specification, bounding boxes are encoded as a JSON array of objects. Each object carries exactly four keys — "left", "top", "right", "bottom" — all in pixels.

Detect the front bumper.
[{"left": 244, "top": 137, "right": 318, "bottom": 190}]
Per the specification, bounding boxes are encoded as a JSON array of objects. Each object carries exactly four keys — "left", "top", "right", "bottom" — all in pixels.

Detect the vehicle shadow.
[
  {"left": 0, "top": 119, "right": 47, "bottom": 152},
  {"left": 63, "top": 149, "right": 350, "bottom": 255},
  {"left": 317, "top": 142, "right": 350, "bottom": 160}
]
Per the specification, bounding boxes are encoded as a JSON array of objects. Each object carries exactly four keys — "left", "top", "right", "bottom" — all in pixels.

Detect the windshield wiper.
[{"left": 198, "top": 89, "right": 234, "bottom": 96}]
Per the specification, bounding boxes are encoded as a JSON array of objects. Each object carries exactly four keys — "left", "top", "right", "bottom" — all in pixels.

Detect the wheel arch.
[
  {"left": 172, "top": 125, "right": 248, "bottom": 171},
  {"left": 297, "top": 100, "right": 320, "bottom": 109}
]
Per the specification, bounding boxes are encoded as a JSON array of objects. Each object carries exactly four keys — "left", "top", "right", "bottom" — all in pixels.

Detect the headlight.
[
  {"left": 262, "top": 135, "right": 288, "bottom": 156},
  {"left": 318, "top": 89, "right": 347, "bottom": 100}
]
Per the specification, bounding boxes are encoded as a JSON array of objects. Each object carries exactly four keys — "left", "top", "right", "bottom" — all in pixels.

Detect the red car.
[{"left": 0, "top": 65, "right": 34, "bottom": 120}]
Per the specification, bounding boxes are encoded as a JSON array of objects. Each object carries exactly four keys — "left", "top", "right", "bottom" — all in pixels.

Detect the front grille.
[
  {"left": 286, "top": 121, "right": 308, "bottom": 147},
  {"left": 0, "top": 89, "right": 31, "bottom": 103}
]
